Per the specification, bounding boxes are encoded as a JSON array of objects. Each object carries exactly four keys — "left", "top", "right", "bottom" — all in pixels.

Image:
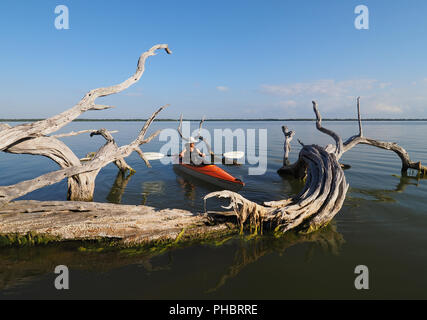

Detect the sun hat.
[{"left": 185, "top": 137, "right": 198, "bottom": 145}]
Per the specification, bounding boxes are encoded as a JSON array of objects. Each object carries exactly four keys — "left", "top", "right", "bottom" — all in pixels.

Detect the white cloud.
[
  {"left": 216, "top": 86, "right": 229, "bottom": 92},
  {"left": 374, "top": 103, "right": 403, "bottom": 114},
  {"left": 260, "top": 79, "right": 379, "bottom": 98},
  {"left": 257, "top": 78, "right": 427, "bottom": 117},
  {"left": 277, "top": 100, "right": 297, "bottom": 108}
]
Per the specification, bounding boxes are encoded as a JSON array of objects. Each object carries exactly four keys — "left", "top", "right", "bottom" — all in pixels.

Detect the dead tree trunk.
[
  {"left": 281, "top": 125, "right": 295, "bottom": 166},
  {"left": 0, "top": 105, "right": 166, "bottom": 206},
  {"left": 0, "top": 44, "right": 171, "bottom": 203}
]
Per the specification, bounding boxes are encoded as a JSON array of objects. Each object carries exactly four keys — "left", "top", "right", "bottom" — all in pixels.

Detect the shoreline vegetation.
[{"left": 2, "top": 118, "right": 427, "bottom": 122}]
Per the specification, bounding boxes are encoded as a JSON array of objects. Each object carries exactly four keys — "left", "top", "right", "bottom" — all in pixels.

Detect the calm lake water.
[{"left": 1, "top": 120, "right": 427, "bottom": 299}]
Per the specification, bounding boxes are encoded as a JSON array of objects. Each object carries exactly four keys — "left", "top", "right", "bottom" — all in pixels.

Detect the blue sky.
[{"left": 0, "top": 0, "right": 426, "bottom": 119}]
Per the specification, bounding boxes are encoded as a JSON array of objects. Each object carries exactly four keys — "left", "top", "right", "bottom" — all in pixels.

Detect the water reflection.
[
  {"left": 106, "top": 171, "right": 134, "bottom": 204},
  {"left": 176, "top": 176, "right": 197, "bottom": 202},
  {"left": 348, "top": 172, "right": 426, "bottom": 203},
  {"left": 207, "top": 223, "right": 344, "bottom": 293},
  {"left": 278, "top": 174, "right": 306, "bottom": 197},
  {"left": 141, "top": 181, "right": 165, "bottom": 205},
  {"left": 0, "top": 224, "right": 344, "bottom": 295},
  {"left": 105, "top": 170, "right": 167, "bottom": 205},
  {"left": 0, "top": 242, "right": 174, "bottom": 293}
]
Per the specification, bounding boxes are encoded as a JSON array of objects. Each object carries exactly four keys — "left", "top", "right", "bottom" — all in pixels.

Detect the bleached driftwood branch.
[
  {"left": 52, "top": 129, "right": 119, "bottom": 139},
  {"left": 0, "top": 105, "right": 167, "bottom": 205},
  {"left": 278, "top": 98, "right": 426, "bottom": 177},
  {"left": 0, "top": 44, "right": 171, "bottom": 152},
  {"left": 0, "top": 44, "right": 171, "bottom": 204},
  {"left": 336, "top": 97, "right": 426, "bottom": 173}
]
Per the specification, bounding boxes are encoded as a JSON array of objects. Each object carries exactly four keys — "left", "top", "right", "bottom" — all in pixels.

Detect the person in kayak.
[{"left": 179, "top": 138, "right": 206, "bottom": 165}]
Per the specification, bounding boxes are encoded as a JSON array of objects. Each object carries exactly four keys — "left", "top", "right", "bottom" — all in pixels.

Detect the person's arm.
[
  {"left": 179, "top": 149, "right": 186, "bottom": 158},
  {"left": 196, "top": 148, "right": 206, "bottom": 158}
]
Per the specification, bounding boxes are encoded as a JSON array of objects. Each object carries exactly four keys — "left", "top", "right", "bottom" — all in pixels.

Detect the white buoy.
[
  {"left": 223, "top": 151, "right": 245, "bottom": 160},
  {"left": 143, "top": 152, "right": 165, "bottom": 160}
]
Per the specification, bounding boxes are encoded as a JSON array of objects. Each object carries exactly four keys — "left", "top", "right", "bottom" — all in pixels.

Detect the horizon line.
[{"left": 2, "top": 118, "right": 427, "bottom": 122}]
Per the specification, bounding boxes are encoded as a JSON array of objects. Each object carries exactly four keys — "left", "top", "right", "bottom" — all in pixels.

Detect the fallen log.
[{"left": 0, "top": 200, "right": 237, "bottom": 246}]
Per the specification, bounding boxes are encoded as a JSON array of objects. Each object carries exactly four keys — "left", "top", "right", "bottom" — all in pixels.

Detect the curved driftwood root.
[
  {"left": 205, "top": 102, "right": 350, "bottom": 234},
  {"left": 205, "top": 144, "right": 349, "bottom": 234},
  {"left": 270, "top": 145, "right": 349, "bottom": 233},
  {"left": 204, "top": 191, "right": 266, "bottom": 234}
]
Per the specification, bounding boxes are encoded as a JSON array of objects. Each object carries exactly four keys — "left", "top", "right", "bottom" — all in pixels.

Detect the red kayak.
[{"left": 173, "top": 163, "right": 245, "bottom": 190}]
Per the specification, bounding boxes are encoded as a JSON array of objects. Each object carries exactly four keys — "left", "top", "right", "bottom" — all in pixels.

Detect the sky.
[{"left": 0, "top": 0, "right": 427, "bottom": 119}]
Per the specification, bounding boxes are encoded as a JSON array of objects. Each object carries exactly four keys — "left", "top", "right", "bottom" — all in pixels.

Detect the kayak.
[{"left": 173, "top": 163, "right": 245, "bottom": 190}]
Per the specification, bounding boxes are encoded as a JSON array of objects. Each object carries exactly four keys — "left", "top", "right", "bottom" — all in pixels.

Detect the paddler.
[{"left": 179, "top": 137, "right": 206, "bottom": 165}]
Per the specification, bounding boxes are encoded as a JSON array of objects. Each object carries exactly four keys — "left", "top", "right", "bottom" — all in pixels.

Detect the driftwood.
[
  {"left": 0, "top": 44, "right": 171, "bottom": 204},
  {"left": 205, "top": 98, "right": 426, "bottom": 234},
  {"left": 282, "top": 126, "right": 295, "bottom": 166},
  {"left": 0, "top": 107, "right": 165, "bottom": 204},
  {"left": 0, "top": 200, "right": 234, "bottom": 245},
  {"left": 0, "top": 44, "right": 171, "bottom": 151},
  {"left": 279, "top": 98, "right": 427, "bottom": 177},
  {"left": 205, "top": 101, "right": 349, "bottom": 234},
  {"left": 1, "top": 44, "right": 426, "bottom": 245}
]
